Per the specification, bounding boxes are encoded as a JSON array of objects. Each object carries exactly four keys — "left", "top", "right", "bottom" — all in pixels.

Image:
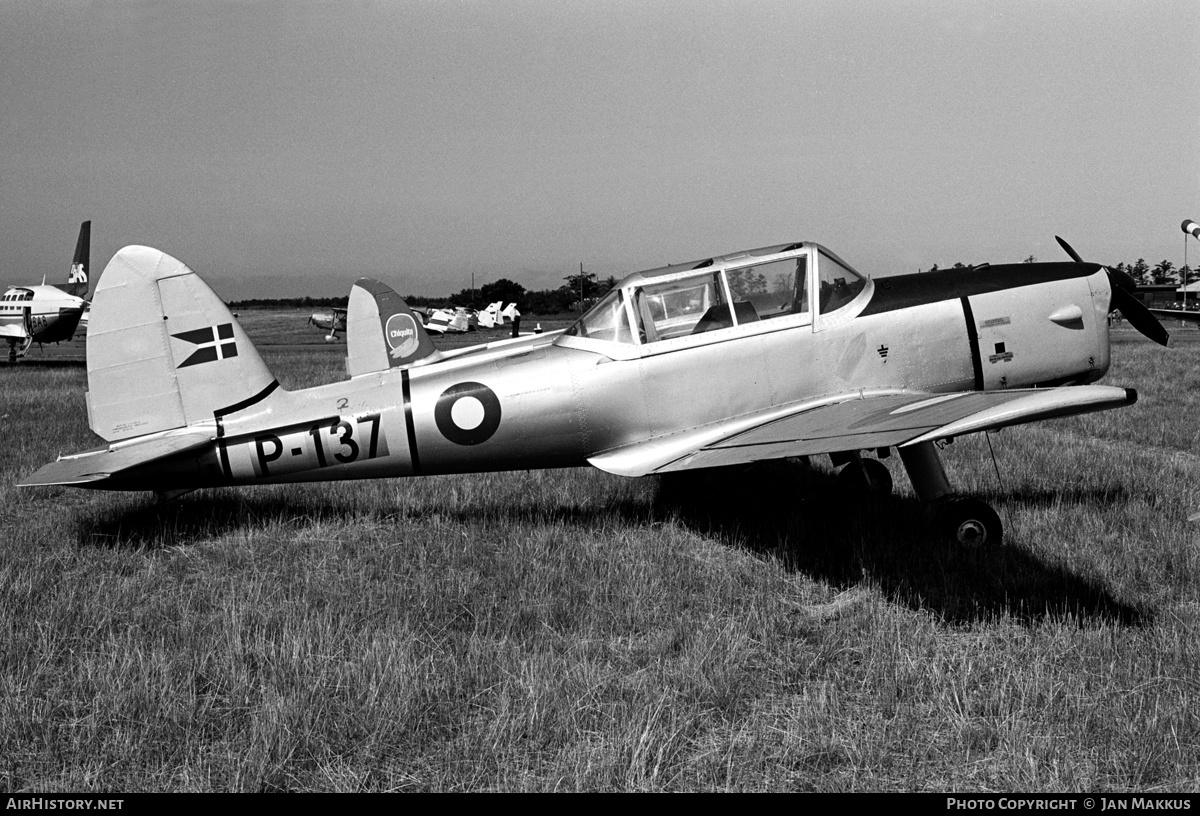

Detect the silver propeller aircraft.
[
  {"left": 308, "top": 307, "right": 347, "bottom": 341},
  {"left": 20, "top": 236, "right": 1168, "bottom": 546}
]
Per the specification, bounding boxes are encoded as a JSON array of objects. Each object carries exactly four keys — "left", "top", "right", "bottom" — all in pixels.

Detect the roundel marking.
[
  {"left": 385, "top": 313, "right": 420, "bottom": 359},
  {"left": 434, "top": 382, "right": 501, "bottom": 445}
]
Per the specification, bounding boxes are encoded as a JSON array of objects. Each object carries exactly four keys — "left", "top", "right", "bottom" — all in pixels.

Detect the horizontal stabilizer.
[
  {"left": 589, "top": 385, "right": 1138, "bottom": 477},
  {"left": 345, "top": 278, "right": 441, "bottom": 377},
  {"left": 18, "top": 431, "right": 214, "bottom": 488}
]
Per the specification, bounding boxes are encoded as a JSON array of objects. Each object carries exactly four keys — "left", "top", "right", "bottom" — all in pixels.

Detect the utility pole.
[{"left": 1184, "top": 220, "right": 1199, "bottom": 310}]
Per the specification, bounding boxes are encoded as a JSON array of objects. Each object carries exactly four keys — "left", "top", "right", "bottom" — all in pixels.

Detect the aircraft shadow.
[
  {"left": 3, "top": 358, "right": 86, "bottom": 368},
  {"left": 648, "top": 460, "right": 1148, "bottom": 627},
  {"left": 73, "top": 461, "right": 1147, "bottom": 627},
  {"left": 74, "top": 493, "right": 359, "bottom": 550}
]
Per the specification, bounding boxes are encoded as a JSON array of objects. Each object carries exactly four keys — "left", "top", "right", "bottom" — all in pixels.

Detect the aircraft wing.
[
  {"left": 1149, "top": 309, "right": 1200, "bottom": 324},
  {"left": 588, "top": 385, "right": 1136, "bottom": 477},
  {"left": 0, "top": 311, "right": 30, "bottom": 340}
]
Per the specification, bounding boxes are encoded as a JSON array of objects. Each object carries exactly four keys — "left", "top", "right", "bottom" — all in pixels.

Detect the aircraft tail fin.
[
  {"left": 477, "top": 301, "right": 502, "bottom": 328},
  {"left": 345, "top": 277, "right": 442, "bottom": 377},
  {"left": 64, "top": 220, "right": 90, "bottom": 298},
  {"left": 86, "top": 246, "right": 280, "bottom": 442}
]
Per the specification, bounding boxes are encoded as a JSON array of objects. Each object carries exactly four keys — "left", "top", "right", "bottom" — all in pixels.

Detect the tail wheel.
[{"left": 933, "top": 496, "right": 1003, "bottom": 547}]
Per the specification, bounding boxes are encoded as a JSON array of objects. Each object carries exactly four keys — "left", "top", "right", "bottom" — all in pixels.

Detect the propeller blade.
[
  {"left": 1055, "top": 235, "right": 1084, "bottom": 264},
  {"left": 1111, "top": 286, "right": 1170, "bottom": 347},
  {"left": 1056, "top": 234, "right": 1167, "bottom": 344},
  {"left": 1109, "top": 266, "right": 1138, "bottom": 293}
]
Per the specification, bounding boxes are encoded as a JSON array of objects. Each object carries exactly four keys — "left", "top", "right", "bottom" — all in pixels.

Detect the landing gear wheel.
[
  {"left": 837, "top": 458, "right": 893, "bottom": 496},
  {"left": 932, "top": 497, "right": 1003, "bottom": 547},
  {"left": 859, "top": 458, "right": 893, "bottom": 496}
]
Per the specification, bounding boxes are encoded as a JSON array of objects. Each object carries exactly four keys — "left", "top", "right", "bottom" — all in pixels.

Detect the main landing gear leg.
[{"left": 898, "top": 441, "right": 1003, "bottom": 547}]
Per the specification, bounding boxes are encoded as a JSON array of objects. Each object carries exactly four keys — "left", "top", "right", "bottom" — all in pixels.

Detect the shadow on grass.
[
  {"left": 2, "top": 358, "right": 86, "bottom": 368},
  {"left": 648, "top": 460, "right": 1149, "bottom": 627},
  {"left": 73, "top": 491, "right": 366, "bottom": 550},
  {"left": 72, "top": 460, "right": 1147, "bottom": 627}
]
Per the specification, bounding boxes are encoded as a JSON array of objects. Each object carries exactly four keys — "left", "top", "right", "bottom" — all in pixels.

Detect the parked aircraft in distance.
[
  {"left": 477, "top": 301, "right": 504, "bottom": 329},
  {"left": 410, "top": 302, "right": 519, "bottom": 333},
  {"left": 1, "top": 221, "right": 91, "bottom": 361},
  {"left": 21, "top": 235, "right": 1167, "bottom": 546},
  {"left": 426, "top": 306, "right": 471, "bottom": 334},
  {"left": 309, "top": 307, "right": 347, "bottom": 341},
  {"left": 475, "top": 301, "right": 521, "bottom": 329}
]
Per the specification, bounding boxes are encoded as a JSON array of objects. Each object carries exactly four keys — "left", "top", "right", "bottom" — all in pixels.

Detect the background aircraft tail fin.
[
  {"left": 346, "top": 277, "right": 441, "bottom": 377},
  {"left": 477, "top": 300, "right": 502, "bottom": 328},
  {"left": 85, "top": 246, "right": 279, "bottom": 442},
  {"left": 64, "top": 220, "right": 90, "bottom": 298}
]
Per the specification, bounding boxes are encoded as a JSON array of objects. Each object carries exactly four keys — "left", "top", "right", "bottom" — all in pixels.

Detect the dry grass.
[{"left": 2, "top": 323, "right": 1199, "bottom": 791}]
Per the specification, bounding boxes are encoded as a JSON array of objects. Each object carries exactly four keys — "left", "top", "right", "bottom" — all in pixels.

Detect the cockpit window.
[
  {"left": 562, "top": 287, "right": 634, "bottom": 343},
  {"left": 633, "top": 272, "right": 730, "bottom": 342},
  {"left": 817, "top": 250, "right": 866, "bottom": 314},
  {"left": 726, "top": 255, "right": 808, "bottom": 322}
]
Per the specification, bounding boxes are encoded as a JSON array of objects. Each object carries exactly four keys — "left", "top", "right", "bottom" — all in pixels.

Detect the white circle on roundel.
[{"left": 450, "top": 396, "right": 486, "bottom": 430}]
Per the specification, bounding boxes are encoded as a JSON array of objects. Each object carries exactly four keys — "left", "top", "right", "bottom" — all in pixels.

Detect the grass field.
[{"left": 2, "top": 317, "right": 1199, "bottom": 791}]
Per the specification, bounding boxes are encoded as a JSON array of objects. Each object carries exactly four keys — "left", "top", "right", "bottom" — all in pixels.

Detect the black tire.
[
  {"left": 860, "top": 458, "right": 893, "bottom": 496},
  {"left": 932, "top": 496, "right": 1003, "bottom": 547},
  {"left": 837, "top": 458, "right": 893, "bottom": 496}
]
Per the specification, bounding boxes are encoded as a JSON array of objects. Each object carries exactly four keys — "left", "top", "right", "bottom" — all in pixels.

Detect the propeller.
[{"left": 1055, "top": 235, "right": 1170, "bottom": 347}]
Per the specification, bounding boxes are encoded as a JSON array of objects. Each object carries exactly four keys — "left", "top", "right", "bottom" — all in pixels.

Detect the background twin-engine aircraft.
[
  {"left": 20, "top": 235, "right": 1171, "bottom": 546},
  {"left": 0, "top": 220, "right": 90, "bottom": 361}
]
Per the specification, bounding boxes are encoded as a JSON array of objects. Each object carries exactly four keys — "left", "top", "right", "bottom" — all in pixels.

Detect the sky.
[{"left": 2, "top": 0, "right": 1197, "bottom": 300}]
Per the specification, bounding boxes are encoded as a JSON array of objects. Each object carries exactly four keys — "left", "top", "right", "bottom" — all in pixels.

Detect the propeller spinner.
[{"left": 1055, "top": 236, "right": 1169, "bottom": 347}]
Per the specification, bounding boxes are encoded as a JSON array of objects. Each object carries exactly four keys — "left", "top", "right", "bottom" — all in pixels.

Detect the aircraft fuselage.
[
  {"left": 97, "top": 254, "right": 1113, "bottom": 493},
  {"left": 1, "top": 284, "right": 87, "bottom": 344}
]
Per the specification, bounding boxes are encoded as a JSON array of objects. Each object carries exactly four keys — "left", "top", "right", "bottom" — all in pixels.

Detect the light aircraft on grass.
[
  {"left": 1, "top": 221, "right": 91, "bottom": 361},
  {"left": 477, "top": 301, "right": 521, "bottom": 328},
  {"left": 308, "top": 307, "right": 347, "bottom": 341},
  {"left": 477, "top": 301, "right": 504, "bottom": 329},
  {"left": 20, "top": 235, "right": 1168, "bottom": 546},
  {"left": 422, "top": 305, "right": 472, "bottom": 334}
]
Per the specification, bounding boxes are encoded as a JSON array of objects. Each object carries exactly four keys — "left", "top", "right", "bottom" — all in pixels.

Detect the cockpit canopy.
[{"left": 562, "top": 243, "right": 867, "bottom": 345}]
